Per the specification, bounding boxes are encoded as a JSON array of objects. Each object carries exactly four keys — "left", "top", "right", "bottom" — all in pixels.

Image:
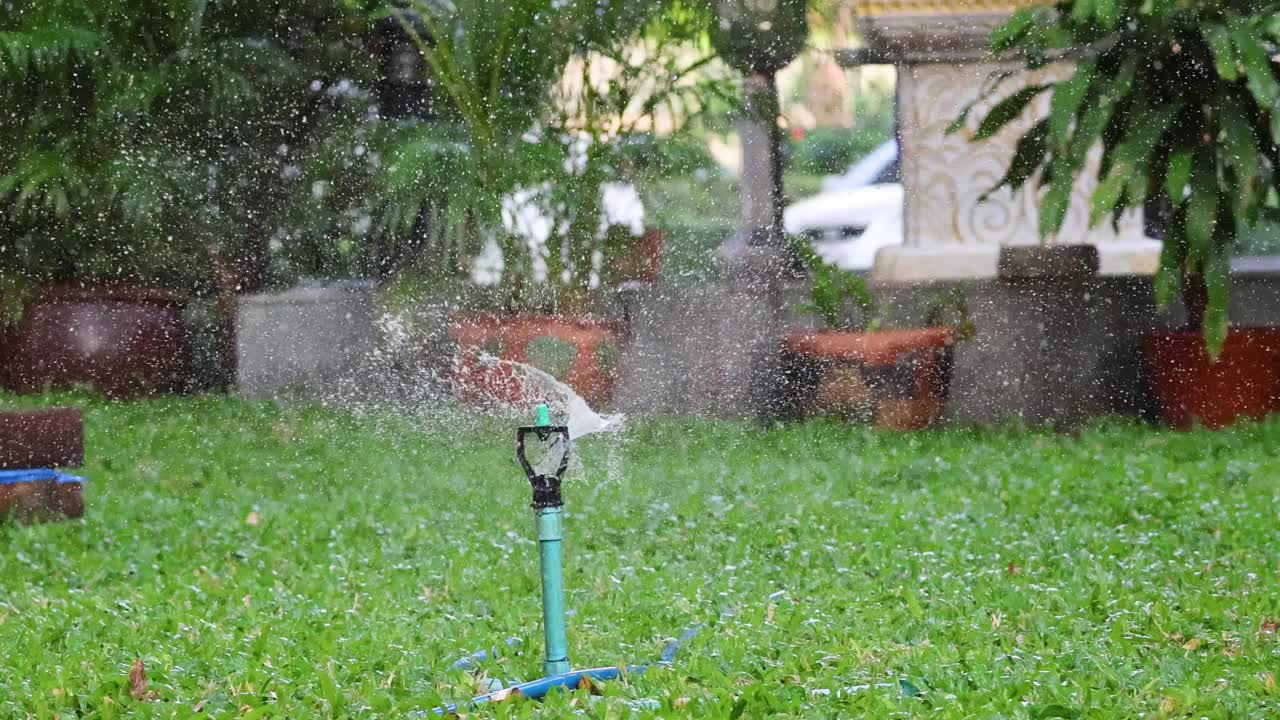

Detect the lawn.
[{"left": 2, "top": 394, "right": 1278, "bottom": 718}]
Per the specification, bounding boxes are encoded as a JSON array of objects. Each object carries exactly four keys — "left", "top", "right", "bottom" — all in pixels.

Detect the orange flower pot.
[
  {"left": 449, "top": 314, "right": 624, "bottom": 409},
  {"left": 1, "top": 284, "right": 192, "bottom": 398},
  {"left": 0, "top": 409, "right": 86, "bottom": 523},
  {"left": 1144, "top": 328, "right": 1280, "bottom": 429},
  {"left": 774, "top": 328, "right": 954, "bottom": 430}
]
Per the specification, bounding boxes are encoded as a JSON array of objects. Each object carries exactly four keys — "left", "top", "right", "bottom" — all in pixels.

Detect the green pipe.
[
  {"left": 536, "top": 505, "right": 570, "bottom": 677},
  {"left": 531, "top": 402, "right": 570, "bottom": 677}
]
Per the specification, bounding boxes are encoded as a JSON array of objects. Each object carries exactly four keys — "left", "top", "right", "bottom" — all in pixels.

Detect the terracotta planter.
[
  {"left": 772, "top": 328, "right": 954, "bottom": 430},
  {"left": 0, "top": 285, "right": 192, "bottom": 398},
  {"left": 612, "top": 229, "right": 664, "bottom": 285},
  {"left": 0, "top": 409, "right": 86, "bottom": 523},
  {"left": 1144, "top": 328, "right": 1280, "bottom": 429},
  {"left": 449, "top": 314, "right": 623, "bottom": 408},
  {"left": 0, "top": 473, "right": 84, "bottom": 523}
]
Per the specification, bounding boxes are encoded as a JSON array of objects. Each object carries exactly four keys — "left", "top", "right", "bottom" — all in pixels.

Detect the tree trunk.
[{"left": 1183, "top": 271, "right": 1208, "bottom": 334}]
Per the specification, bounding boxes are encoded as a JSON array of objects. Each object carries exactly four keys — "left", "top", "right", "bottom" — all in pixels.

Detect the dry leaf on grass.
[
  {"left": 245, "top": 511, "right": 261, "bottom": 526},
  {"left": 129, "top": 658, "right": 154, "bottom": 701}
]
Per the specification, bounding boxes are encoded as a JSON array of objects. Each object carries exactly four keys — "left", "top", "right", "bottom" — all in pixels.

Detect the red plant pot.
[
  {"left": 1144, "top": 328, "right": 1280, "bottom": 429},
  {"left": 0, "top": 409, "right": 87, "bottom": 523},
  {"left": 0, "top": 478, "right": 84, "bottom": 523},
  {"left": 0, "top": 285, "right": 192, "bottom": 398},
  {"left": 613, "top": 229, "right": 664, "bottom": 285},
  {"left": 777, "top": 328, "right": 954, "bottom": 430},
  {"left": 449, "top": 314, "right": 623, "bottom": 409}
]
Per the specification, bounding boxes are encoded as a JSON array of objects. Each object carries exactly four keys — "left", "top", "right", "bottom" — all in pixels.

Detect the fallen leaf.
[
  {"left": 765, "top": 603, "right": 776, "bottom": 624},
  {"left": 1007, "top": 563, "right": 1021, "bottom": 576},
  {"left": 245, "top": 511, "right": 260, "bottom": 526},
  {"left": 1262, "top": 672, "right": 1276, "bottom": 693},
  {"left": 1182, "top": 637, "right": 1201, "bottom": 651},
  {"left": 674, "top": 696, "right": 691, "bottom": 709},
  {"left": 1260, "top": 618, "right": 1278, "bottom": 635},
  {"left": 129, "top": 659, "right": 149, "bottom": 701},
  {"left": 1158, "top": 695, "right": 1176, "bottom": 715}
]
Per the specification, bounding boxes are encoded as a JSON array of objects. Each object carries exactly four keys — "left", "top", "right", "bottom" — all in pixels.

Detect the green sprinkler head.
[{"left": 516, "top": 403, "right": 570, "bottom": 508}]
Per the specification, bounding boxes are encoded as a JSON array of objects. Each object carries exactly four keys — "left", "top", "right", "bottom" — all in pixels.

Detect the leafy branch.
[{"left": 955, "top": 0, "right": 1280, "bottom": 355}]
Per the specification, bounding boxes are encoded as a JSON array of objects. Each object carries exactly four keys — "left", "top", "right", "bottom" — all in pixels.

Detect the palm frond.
[
  {"left": 0, "top": 147, "right": 91, "bottom": 221},
  {"left": 0, "top": 25, "right": 103, "bottom": 78}
]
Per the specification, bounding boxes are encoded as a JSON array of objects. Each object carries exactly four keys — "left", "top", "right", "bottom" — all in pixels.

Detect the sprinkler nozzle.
[{"left": 516, "top": 419, "right": 570, "bottom": 509}]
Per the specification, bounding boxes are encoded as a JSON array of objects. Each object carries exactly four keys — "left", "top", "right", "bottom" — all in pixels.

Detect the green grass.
[{"left": 2, "top": 394, "right": 1279, "bottom": 718}]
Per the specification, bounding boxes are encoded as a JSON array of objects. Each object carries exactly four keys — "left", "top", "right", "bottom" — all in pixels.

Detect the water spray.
[{"left": 426, "top": 403, "right": 698, "bottom": 715}]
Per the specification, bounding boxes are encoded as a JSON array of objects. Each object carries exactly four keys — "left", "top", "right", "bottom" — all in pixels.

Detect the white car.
[
  {"left": 784, "top": 183, "right": 903, "bottom": 273},
  {"left": 720, "top": 139, "right": 904, "bottom": 272},
  {"left": 821, "top": 139, "right": 899, "bottom": 192},
  {"left": 782, "top": 139, "right": 903, "bottom": 273}
]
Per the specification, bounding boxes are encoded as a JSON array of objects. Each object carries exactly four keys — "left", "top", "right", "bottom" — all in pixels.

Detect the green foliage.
[
  {"left": 618, "top": 134, "right": 721, "bottom": 178},
  {"left": 526, "top": 335, "right": 579, "bottom": 381},
  {"left": 595, "top": 339, "right": 622, "bottom": 380},
  {"left": 0, "top": 1, "right": 379, "bottom": 294},
  {"left": 785, "top": 79, "right": 896, "bottom": 176},
  {"left": 956, "top": 0, "right": 1280, "bottom": 356},
  {"left": 790, "top": 235, "right": 974, "bottom": 336},
  {"left": 786, "top": 128, "right": 858, "bottom": 176},
  {"left": 374, "top": 0, "right": 730, "bottom": 303},
  {"left": 709, "top": 0, "right": 807, "bottom": 74},
  {"left": 790, "top": 235, "right": 873, "bottom": 331},
  {"left": 4, "top": 393, "right": 1280, "bottom": 716}
]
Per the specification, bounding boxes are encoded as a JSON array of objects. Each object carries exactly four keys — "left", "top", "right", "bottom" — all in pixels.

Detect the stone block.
[{"left": 235, "top": 282, "right": 378, "bottom": 397}]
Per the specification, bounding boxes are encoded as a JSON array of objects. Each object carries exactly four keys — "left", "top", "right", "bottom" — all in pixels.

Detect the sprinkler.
[
  {"left": 516, "top": 402, "right": 572, "bottom": 678},
  {"left": 426, "top": 403, "right": 700, "bottom": 715}
]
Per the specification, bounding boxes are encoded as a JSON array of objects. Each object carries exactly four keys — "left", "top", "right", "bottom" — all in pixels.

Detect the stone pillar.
[
  {"left": 844, "top": 1, "right": 1161, "bottom": 281},
  {"left": 838, "top": 1, "right": 1164, "bottom": 426}
]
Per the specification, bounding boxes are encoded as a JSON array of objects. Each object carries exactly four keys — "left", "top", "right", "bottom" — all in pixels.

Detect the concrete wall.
[
  {"left": 615, "top": 261, "right": 1280, "bottom": 426},
  {"left": 877, "top": 276, "right": 1158, "bottom": 427},
  {"left": 236, "top": 282, "right": 378, "bottom": 397},
  {"left": 234, "top": 262, "right": 1280, "bottom": 425}
]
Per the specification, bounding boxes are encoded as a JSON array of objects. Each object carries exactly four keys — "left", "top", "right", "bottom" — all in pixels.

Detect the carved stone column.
[{"left": 843, "top": 0, "right": 1161, "bottom": 282}]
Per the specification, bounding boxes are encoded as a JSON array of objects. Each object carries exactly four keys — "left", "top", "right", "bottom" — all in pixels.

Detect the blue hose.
[
  {"left": 451, "top": 637, "right": 522, "bottom": 671},
  {"left": 429, "top": 625, "right": 702, "bottom": 715},
  {"left": 0, "top": 469, "right": 85, "bottom": 485},
  {"left": 430, "top": 666, "right": 640, "bottom": 715}
]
